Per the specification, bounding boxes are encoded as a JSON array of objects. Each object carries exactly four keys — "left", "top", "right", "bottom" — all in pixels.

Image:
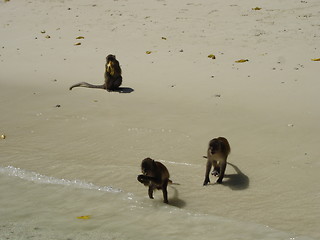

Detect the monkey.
[
  {"left": 203, "top": 137, "right": 231, "bottom": 185},
  {"left": 137, "top": 158, "right": 171, "bottom": 204},
  {"left": 69, "top": 54, "right": 122, "bottom": 91}
]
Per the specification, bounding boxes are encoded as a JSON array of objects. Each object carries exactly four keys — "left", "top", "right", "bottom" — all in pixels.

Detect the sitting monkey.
[
  {"left": 203, "top": 137, "right": 231, "bottom": 185},
  {"left": 69, "top": 54, "right": 122, "bottom": 91},
  {"left": 137, "top": 158, "right": 171, "bottom": 204}
]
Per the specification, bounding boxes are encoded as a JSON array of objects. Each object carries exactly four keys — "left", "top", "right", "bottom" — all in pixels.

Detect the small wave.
[
  {"left": 159, "top": 159, "right": 195, "bottom": 166},
  {"left": 0, "top": 166, "right": 122, "bottom": 193}
]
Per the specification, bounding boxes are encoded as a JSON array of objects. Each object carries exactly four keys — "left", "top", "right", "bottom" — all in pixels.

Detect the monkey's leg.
[
  {"left": 112, "top": 77, "right": 122, "bottom": 90},
  {"left": 106, "top": 79, "right": 113, "bottom": 91},
  {"left": 203, "top": 159, "right": 212, "bottom": 185},
  {"left": 162, "top": 181, "right": 169, "bottom": 204},
  {"left": 217, "top": 160, "right": 227, "bottom": 184},
  {"left": 148, "top": 186, "right": 154, "bottom": 199},
  {"left": 106, "top": 76, "right": 122, "bottom": 91}
]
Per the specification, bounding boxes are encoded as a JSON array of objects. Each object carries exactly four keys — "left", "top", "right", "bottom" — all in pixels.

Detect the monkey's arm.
[
  {"left": 148, "top": 186, "right": 154, "bottom": 199},
  {"left": 162, "top": 180, "right": 169, "bottom": 203},
  {"left": 203, "top": 159, "right": 212, "bottom": 186}
]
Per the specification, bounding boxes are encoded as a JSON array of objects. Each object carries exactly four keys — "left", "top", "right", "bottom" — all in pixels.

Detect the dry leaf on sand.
[
  {"left": 77, "top": 215, "right": 91, "bottom": 219},
  {"left": 235, "top": 59, "right": 249, "bottom": 63}
]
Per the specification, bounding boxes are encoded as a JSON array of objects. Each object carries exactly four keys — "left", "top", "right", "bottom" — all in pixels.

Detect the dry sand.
[{"left": 1, "top": 0, "right": 320, "bottom": 239}]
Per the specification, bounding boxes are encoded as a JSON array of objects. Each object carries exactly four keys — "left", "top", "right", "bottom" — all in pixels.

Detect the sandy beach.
[{"left": 1, "top": 0, "right": 320, "bottom": 239}]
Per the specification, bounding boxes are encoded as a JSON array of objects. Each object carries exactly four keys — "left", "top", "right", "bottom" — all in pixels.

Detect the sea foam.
[{"left": 0, "top": 166, "right": 122, "bottom": 193}]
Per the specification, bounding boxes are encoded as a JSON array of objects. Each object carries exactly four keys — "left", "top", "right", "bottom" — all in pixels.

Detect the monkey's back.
[
  {"left": 217, "top": 137, "right": 231, "bottom": 155},
  {"left": 155, "top": 161, "right": 170, "bottom": 181}
]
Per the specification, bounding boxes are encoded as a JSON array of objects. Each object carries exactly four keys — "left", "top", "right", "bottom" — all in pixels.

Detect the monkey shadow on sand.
[
  {"left": 222, "top": 162, "right": 249, "bottom": 190},
  {"left": 168, "top": 186, "right": 186, "bottom": 208},
  {"left": 115, "top": 87, "right": 134, "bottom": 93}
]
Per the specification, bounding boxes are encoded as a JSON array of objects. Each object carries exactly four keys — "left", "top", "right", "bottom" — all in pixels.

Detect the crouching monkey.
[
  {"left": 137, "top": 158, "right": 171, "bottom": 204},
  {"left": 203, "top": 137, "right": 231, "bottom": 185}
]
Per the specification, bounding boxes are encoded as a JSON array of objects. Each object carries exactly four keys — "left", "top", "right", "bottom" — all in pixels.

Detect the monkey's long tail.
[
  {"left": 69, "top": 82, "right": 106, "bottom": 90},
  {"left": 168, "top": 179, "right": 180, "bottom": 185}
]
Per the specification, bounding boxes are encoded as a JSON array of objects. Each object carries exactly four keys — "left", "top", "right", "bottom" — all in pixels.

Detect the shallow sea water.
[
  {"left": 0, "top": 85, "right": 319, "bottom": 240},
  {"left": 0, "top": 166, "right": 314, "bottom": 240}
]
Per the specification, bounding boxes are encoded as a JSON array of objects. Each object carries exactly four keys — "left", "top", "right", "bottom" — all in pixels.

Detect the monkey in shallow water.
[
  {"left": 69, "top": 54, "right": 122, "bottom": 91},
  {"left": 137, "top": 158, "right": 171, "bottom": 204},
  {"left": 203, "top": 137, "right": 231, "bottom": 185}
]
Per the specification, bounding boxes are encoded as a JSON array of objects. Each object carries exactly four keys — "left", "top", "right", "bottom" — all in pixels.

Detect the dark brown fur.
[
  {"left": 137, "top": 158, "right": 170, "bottom": 204},
  {"left": 203, "top": 137, "right": 231, "bottom": 185},
  {"left": 69, "top": 54, "right": 122, "bottom": 91}
]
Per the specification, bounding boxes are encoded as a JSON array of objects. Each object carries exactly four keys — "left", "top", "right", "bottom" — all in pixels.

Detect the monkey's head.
[
  {"left": 106, "top": 54, "right": 116, "bottom": 63},
  {"left": 209, "top": 138, "right": 222, "bottom": 155},
  {"left": 141, "top": 157, "right": 156, "bottom": 176}
]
